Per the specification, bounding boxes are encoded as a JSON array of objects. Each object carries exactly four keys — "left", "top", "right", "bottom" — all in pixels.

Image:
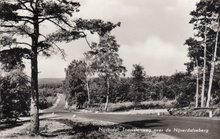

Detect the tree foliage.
[
  {"left": 0, "top": 0, "right": 120, "bottom": 133},
  {"left": 186, "top": 0, "right": 220, "bottom": 107},
  {"left": 63, "top": 60, "right": 87, "bottom": 108},
  {"left": 85, "top": 33, "right": 126, "bottom": 111},
  {"left": 130, "top": 64, "right": 147, "bottom": 103},
  {"left": 0, "top": 69, "right": 30, "bottom": 122}
]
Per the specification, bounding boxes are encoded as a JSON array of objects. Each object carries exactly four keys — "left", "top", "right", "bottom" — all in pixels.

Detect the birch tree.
[
  {"left": 85, "top": 33, "right": 126, "bottom": 111},
  {"left": 185, "top": 38, "right": 203, "bottom": 107},
  {"left": 206, "top": 15, "right": 220, "bottom": 107},
  {"left": 188, "top": 0, "right": 220, "bottom": 107}
]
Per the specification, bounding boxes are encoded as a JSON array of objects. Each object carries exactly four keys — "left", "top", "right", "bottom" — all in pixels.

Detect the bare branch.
[
  {"left": 1, "top": 24, "right": 33, "bottom": 37},
  {"left": 81, "top": 32, "right": 92, "bottom": 48},
  {"left": 17, "top": 0, "right": 33, "bottom": 13},
  {"left": 39, "top": 34, "right": 67, "bottom": 60},
  {"left": 18, "top": 15, "right": 33, "bottom": 20},
  {"left": 16, "top": 42, "right": 32, "bottom": 47},
  {"left": 38, "top": 16, "right": 56, "bottom": 23},
  {"left": 47, "top": 18, "right": 67, "bottom": 31}
]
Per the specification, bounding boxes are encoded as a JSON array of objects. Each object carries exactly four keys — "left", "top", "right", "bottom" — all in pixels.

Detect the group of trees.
[
  {"left": 63, "top": 61, "right": 200, "bottom": 109},
  {"left": 0, "top": 0, "right": 121, "bottom": 134},
  {"left": 185, "top": 0, "right": 220, "bottom": 108},
  {"left": 63, "top": 29, "right": 126, "bottom": 111}
]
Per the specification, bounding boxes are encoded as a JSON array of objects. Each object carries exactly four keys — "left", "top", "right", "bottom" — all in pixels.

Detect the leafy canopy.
[{"left": 0, "top": 0, "right": 120, "bottom": 71}]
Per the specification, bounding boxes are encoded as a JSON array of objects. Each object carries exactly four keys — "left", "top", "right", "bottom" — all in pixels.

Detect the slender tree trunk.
[
  {"left": 104, "top": 77, "right": 110, "bottom": 112},
  {"left": 195, "top": 59, "right": 199, "bottom": 108},
  {"left": 201, "top": 26, "right": 207, "bottom": 108},
  {"left": 160, "top": 91, "right": 163, "bottom": 100},
  {"left": 30, "top": 51, "right": 39, "bottom": 134},
  {"left": 206, "top": 19, "right": 219, "bottom": 108},
  {"left": 30, "top": 8, "right": 40, "bottom": 134},
  {"left": 0, "top": 93, "right": 2, "bottom": 118},
  {"left": 86, "top": 78, "right": 91, "bottom": 105},
  {"left": 75, "top": 92, "right": 78, "bottom": 109},
  {"left": 160, "top": 84, "right": 164, "bottom": 100}
]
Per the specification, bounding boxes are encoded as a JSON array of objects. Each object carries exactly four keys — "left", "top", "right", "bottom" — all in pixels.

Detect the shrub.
[
  {"left": 213, "top": 109, "right": 220, "bottom": 117},
  {"left": 0, "top": 71, "right": 30, "bottom": 122},
  {"left": 174, "top": 93, "right": 191, "bottom": 107},
  {"left": 108, "top": 101, "right": 169, "bottom": 112}
]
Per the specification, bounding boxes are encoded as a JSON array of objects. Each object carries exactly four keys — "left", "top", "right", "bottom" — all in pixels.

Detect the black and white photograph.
[{"left": 0, "top": 0, "right": 220, "bottom": 139}]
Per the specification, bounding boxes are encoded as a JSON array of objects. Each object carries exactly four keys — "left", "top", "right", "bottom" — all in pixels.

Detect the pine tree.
[{"left": 0, "top": 0, "right": 120, "bottom": 133}]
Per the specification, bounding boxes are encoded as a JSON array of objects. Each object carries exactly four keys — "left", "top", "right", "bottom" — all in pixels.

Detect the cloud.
[
  {"left": 119, "top": 36, "right": 189, "bottom": 76},
  {"left": 77, "top": 0, "right": 140, "bottom": 20},
  {"left": 23, "top": 0, "right": 196, "bottom": 78}
]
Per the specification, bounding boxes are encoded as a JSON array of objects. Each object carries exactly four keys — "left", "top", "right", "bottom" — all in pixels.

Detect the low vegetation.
[
  {"left": 168, "top": 108, "right": 220, "bottom": 117},
  {"left": 39, "top": 83, "right": 62, "bottom": 109}
]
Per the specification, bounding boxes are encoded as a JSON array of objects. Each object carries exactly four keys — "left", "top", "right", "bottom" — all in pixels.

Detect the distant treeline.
[
  {"left": 79, "top": 73, "right": 197, "bottom": 106},
  {"left": 63, "top": 71, "right": 220, "bottom": 108}
]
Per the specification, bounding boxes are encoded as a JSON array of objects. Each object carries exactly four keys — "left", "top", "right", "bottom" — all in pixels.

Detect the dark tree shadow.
[
  {"left": 0, "top": 121, "right": 23, "bottom": 131},
  {"left": 39, "top": 118, "right": 165, "bottom": 138},
  {"left": 120, "top": 119, "right": 165, "bottom": 128}
]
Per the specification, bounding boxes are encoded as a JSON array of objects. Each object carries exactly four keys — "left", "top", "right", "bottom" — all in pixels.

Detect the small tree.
[
  {"left": 83, "top": 58, "right": 94, "bottom": 105},
  {"left": 185, "top": 38, "right": 204, "bottom": 107},
  {"left": 0, "top": 69, "right": 30, "bottom": 122},
  {"left": 131, "top": 64, "right": 147, "bottom": 103},
  {"left": 85, "top": 33, "right": 126, "bottom": 111},
  {"left": 63, "top": 60, "right": 87, "bottom": 109}
]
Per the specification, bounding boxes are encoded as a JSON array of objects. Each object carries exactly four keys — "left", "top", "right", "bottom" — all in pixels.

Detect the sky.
[{"left": 26, "top": 0, "right": 199, "bottom": 78}]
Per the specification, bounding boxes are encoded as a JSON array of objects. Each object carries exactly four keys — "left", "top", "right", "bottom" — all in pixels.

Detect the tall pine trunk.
[
  {"left": 104, "top": 77, "right": 110, "bottom": 112},
  {"left": 30, "top": 9, "right": 40, "bottom": 134},
  {"left": 206, "top": 18, "right": 219, "bottom": 108},
  {"left": 201, "top": 26, "right": 207, "bottom": 108},
  {"left": 30, "top": 50, "right": 39, "bottom": 134},
  {"left": 195, "top": 59, "right": 199, "bottom": 108}
]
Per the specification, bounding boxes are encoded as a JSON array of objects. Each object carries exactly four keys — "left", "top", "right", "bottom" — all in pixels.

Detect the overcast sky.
[{"left": 26, "top": 0, "right": 199, "bottom": 78}]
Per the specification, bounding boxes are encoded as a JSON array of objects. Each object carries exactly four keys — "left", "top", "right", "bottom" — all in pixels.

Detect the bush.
[
  {"left": 39, "top": 97, "right": 53, "bottom": 110},
  {"left": 168, "top": 108, "right": 213, "bottom": 117},
  {"left": 213, "top": 109, "right": 220, "bottom": 117},
  {"left": 0, "top": 71, "right": 30, "bottom": 122},
  {"left": 107, "top": 101, "right": 172, "bottom": 112},
  {"left": 76, "top": 92, "right": 87, "bottom": 109},
  {"left": 174, "top": 93, "right": 191, "bottom": 107},
  {"left": 38, "top": 87, "right": 59, "bottom": 109}
]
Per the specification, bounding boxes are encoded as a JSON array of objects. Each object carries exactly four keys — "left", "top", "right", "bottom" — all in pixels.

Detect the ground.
[
  {"left": 0, "top": 116, "right": 177, "bottom": 139},
  {"left": 2, "top": 94, "right": 220, "bottom": 139},
  {"left": 0, "top": 94, "right": 177, "bottom": 139}
]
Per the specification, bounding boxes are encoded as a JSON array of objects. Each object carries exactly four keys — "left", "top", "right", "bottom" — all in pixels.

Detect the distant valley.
[{"left": 39, "top": 78, "right": 64, "bottom": 85}]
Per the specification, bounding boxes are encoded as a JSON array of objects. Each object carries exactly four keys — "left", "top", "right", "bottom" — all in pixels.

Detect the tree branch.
[
  {"left": 39, "top": 34, "right": 67, "bottom": 60},
  {"left": 1, "top": 24, "right": 33, "bottom": 37},
  {"left": 38, "top": 16, "right": 56, "bottom": 23},
  {"left": 16, "top": 42, "right": 32, "bottom": 47},
  {"left": 47, "top": 18, "right": 67, "bottom": 31},
  {"left": 17, "top": 0, "right": 33, "bottom": 13}
]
